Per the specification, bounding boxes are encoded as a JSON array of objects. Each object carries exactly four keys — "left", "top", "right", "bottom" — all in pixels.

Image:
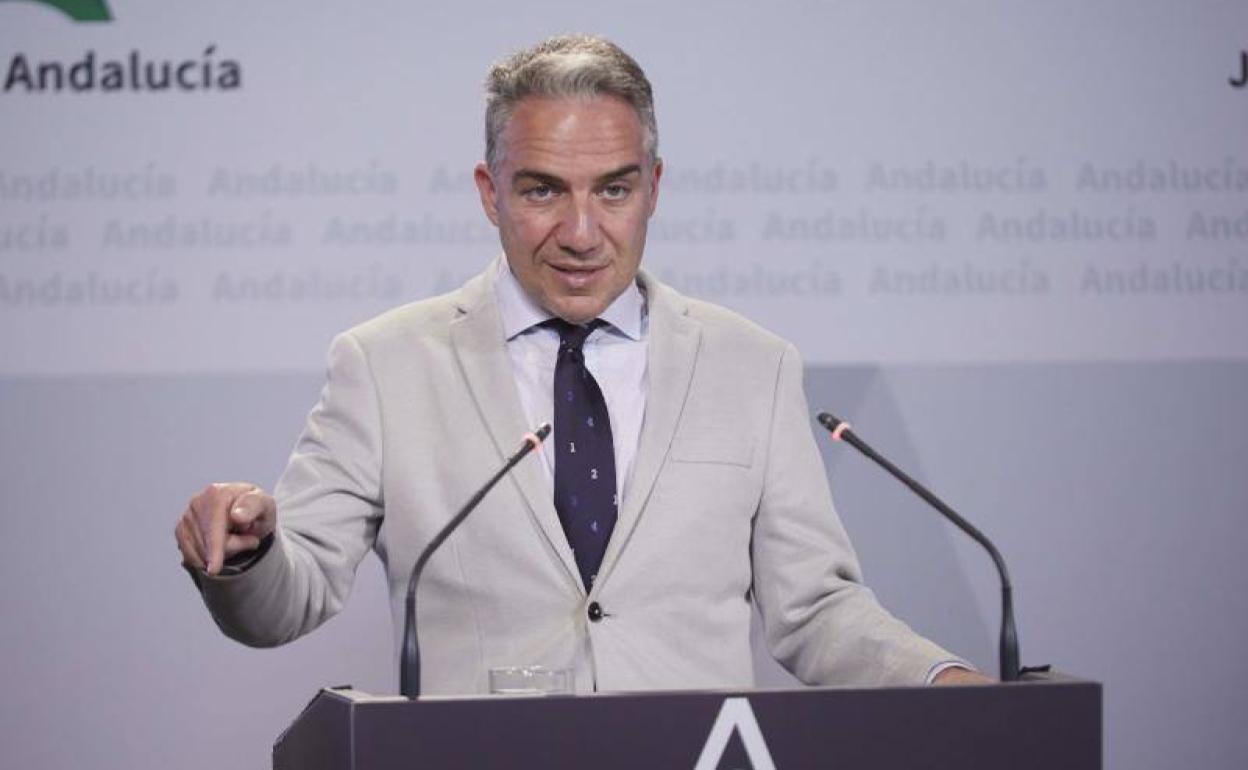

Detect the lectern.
[{"left": 273, "top": 671, "right": 1100, "bottom": 769}]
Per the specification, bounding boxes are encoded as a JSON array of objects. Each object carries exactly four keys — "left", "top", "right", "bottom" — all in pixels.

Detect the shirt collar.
[{"left": 494, "top": 257, "right": 645, "bottom": 341}]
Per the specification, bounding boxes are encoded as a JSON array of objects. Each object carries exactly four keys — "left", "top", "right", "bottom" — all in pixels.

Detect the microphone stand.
[
  {"left": 400, "top": 423, "right": 550, "bottom": 699},
  {"left": 817, "top": 412, "right": 1021, "bottom": 681}
]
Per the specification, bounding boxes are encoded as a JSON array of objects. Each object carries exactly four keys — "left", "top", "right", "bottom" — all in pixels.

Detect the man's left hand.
[{"left": 932, "top": 667, "right": 995, "bottom": 686}]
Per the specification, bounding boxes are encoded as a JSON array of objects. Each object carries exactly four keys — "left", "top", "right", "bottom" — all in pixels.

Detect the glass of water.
[{"left": 488, "top": 665, "right": 574, "bottom": 695}]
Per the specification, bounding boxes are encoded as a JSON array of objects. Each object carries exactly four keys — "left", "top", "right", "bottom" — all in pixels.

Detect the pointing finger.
[
  {"left": 192, "top": 490, "right": 231, "bottom": 576},
  {"left": 182, "top": 508, "right": 208, "bottom": 558},
  {"left": 176, "top": 517, "right": 206, "bottom": 571}
]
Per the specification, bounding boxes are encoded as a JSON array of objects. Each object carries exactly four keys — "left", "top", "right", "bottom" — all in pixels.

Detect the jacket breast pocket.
[
  {"left": 669, "top": 434, "right": 755, "bottom": 468},
  {"left": 653, "top": 433, "right": 760, "bottom": 543}
]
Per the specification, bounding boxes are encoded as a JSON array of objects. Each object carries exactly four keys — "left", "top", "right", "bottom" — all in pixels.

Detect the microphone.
[
  {"left": 400, "top": 423, "right": 551, "bottom": 699},
  {"left": 816, "top": 412, "right": 1021, "bottom": 682}
]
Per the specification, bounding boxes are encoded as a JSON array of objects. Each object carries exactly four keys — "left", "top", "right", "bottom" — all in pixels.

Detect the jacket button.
[{"left": 587, "top": 601, "right": 604, "bottom": 622}]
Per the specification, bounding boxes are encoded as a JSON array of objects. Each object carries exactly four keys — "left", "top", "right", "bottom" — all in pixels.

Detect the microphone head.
[
  {"left": 521, "top": 423, "right": 553, "bottom": 452},
  {"left": 817, "top": 412, "right": 854, "bottom": 442},
  {"left": 816, "top": 412, "right": 842, "bottom": 431}
]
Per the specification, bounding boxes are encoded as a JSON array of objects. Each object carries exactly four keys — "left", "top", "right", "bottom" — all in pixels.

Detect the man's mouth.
[
  {"left": 549, "top": 263, "right": 607, "bottom": 288},
  {"left": 549, "top": 263, "right": 606, "bottom": 273}
]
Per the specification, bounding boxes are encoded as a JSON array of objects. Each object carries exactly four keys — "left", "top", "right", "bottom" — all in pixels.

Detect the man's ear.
[
  {"left": 647, "top": 157, "right": 663, "bottom": 217},
  {"left": 474, "top": 162, "right": 501, "bottom": 227}
]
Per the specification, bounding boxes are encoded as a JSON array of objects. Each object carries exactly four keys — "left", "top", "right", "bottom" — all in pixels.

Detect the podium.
[{"left": 273, "top": 671, "right": 1100, "bottom": 769}]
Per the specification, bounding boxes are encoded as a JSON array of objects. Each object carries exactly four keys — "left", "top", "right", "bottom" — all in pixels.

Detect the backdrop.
[{"left": 2, "top": 1, "right": 1246, "bottom": 768}]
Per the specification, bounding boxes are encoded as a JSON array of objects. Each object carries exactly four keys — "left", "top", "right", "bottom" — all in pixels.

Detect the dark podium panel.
[{"left": 274, "top": 671, "right": 1100, "bottom": 770}]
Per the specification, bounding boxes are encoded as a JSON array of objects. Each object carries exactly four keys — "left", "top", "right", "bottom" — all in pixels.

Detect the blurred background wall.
[{"left": 2, "top": 1, "right": 1245, "bottom": 767}]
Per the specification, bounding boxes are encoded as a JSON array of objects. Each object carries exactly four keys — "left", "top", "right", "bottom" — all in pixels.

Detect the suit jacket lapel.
[
  {"left": 449, "top": 263, "right": 583, "bottom": 592},
  {"left": 597, "top": 272, "right": 701, "bottom": 586}
]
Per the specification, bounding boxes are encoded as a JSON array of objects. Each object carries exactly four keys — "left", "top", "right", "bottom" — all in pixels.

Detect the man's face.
[{"left": 474, "top": 95, "right": 662, "bottom": 324}]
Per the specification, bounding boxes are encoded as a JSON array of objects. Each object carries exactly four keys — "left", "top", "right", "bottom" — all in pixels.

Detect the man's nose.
[{"left": 555, "top": 195, "right": 602, "bottom": 255}]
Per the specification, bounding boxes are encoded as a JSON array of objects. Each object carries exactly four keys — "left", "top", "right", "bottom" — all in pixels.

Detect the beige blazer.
[{"left": 198, "top": 260, "right": 955, "bottom": 694}]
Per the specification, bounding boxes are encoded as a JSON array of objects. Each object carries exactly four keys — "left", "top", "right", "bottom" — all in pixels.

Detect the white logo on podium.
[{"left": 693, "top": 697, "right": 776, "bottom": 770}]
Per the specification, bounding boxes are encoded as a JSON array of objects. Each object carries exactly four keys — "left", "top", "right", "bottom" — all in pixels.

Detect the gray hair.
[{"left": 484, "top": 34, "right": 658, "bottom": 173}]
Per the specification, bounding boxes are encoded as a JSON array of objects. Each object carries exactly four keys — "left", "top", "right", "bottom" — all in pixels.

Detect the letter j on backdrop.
[{"left": 1231, "top": 49, "right": 1247, "bottom": 88}]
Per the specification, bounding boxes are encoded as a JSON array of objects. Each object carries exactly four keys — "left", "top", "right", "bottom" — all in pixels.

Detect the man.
[{"left": 176, "top": 35, "right": 984, "bottom": 692}]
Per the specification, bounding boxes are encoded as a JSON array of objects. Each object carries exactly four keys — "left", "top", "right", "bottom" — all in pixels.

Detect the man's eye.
[
  {"left": 602, "top": 183, "right": 631, "bottom": 200},
  {"left": 523, "top": 184, "right": 555, "bottom": 200}
]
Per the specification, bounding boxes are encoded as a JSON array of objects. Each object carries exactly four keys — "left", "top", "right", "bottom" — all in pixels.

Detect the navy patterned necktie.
[{"left": 549, "top": 319, "right": 618, "bottom": 590}]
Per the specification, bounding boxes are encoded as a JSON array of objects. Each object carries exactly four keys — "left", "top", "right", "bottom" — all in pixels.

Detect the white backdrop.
[{"left": 4, "top": 0, "right": 1246, "bottom": 375}]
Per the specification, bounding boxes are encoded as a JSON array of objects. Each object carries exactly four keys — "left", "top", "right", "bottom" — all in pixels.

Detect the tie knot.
[{"left": 547, "top": 318, "right": 604, "bottom": 353}]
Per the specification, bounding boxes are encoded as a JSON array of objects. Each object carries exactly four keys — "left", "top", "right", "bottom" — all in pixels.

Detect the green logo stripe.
[{"left": 2, "top": 0, "right": 113, "bottom": 22}]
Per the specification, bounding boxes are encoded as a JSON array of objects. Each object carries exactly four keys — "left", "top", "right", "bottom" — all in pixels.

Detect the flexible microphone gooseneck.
[
  {"left": 400, "top": 423, "right": 551, "bottom": 699},
  {"left": 816, "top": 412, "right": 1020, "bottom": 682}
]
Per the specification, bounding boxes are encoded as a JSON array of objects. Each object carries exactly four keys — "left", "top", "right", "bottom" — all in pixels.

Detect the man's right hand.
[{"left": 175, "top": 483, "right": 277, "bottom": 576}]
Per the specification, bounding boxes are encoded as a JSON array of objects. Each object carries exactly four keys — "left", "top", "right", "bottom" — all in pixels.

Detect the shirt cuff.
[
  {"left": 184, "top": 532, "right": 276, "bottom": 588},
  {"left": 218, "top": 531, "right": 275, "bottom": 575}
]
